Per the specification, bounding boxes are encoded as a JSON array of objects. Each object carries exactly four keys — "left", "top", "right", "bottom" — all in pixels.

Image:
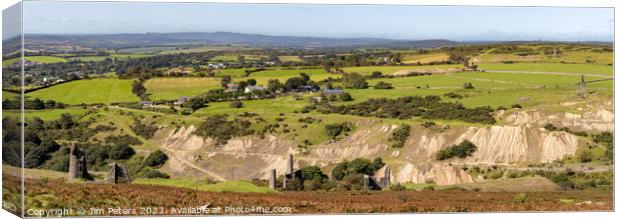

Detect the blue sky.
[{"left": 18, "top": 1, "right": 614, "bottom": 41}]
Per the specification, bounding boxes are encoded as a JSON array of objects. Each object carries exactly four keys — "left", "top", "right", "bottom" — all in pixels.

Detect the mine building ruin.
[
  {"left": 68, "top": 144, "right": 92, "bottom": 181},
  {"left": 106, "top": 162, "right": 132, "bottom": 184}
]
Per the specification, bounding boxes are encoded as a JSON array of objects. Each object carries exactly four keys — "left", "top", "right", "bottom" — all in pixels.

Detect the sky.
[{"left": 10, "top": 1, "right": 615, "bottom": 41}]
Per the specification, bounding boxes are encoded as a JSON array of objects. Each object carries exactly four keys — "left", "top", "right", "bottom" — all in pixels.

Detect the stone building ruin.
[
  {"left": 68, "top": 144, "right": 92, "bottom": 181},
  {"left": 106, "top": 162, "right": 132, "bottom": 184}
]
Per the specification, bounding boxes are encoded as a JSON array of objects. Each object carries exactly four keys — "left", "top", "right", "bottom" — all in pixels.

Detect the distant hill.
[{"left": 20, "top": 32, "right": 460, "bottom": 49}]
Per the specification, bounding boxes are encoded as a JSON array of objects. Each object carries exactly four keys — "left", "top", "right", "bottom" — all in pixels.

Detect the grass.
[
  {"left": 3, "top": 56, "right": 69, "bottom": 67},
  {"left": 3, "top": 108, "right": 88, "bottom": 121},
  {"left": 479, "top": 63, "right": 613, "bottom": 76},
  {"left": 133, "top": 178, "right": 275, "bottom": 193},
  {"left": 3, "top": 165, "right": 67, "bottom": 179},
  {"left": 67, "top": 54, "right": 151, "bottom": 62},
  {"left": 2, "top": 90, "right": 19, "bottom": 100},
  {"left": 342, "top": 64, "right": 462, "bottom": 75},
  {"left": 27, "top": 78, "right": 139, "bottom": 104},
  {"left": 401, "top": 53, "right": 449, "bottom": 64},
  {"left": 144, "top": 77, "right": 221, "bottom": 100},
  {"left": 211, "top": 55, "right": 239, "bottom": 62},
  {"left": 279, "top": 55, "right": 304, "bottom": 62}
]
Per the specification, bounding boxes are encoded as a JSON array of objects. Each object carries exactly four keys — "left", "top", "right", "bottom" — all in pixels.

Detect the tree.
[
  {"left": 221, "top": 76, "right": 232, "bottom": 88},
  {"left": 45, "top": 100, "right": 56, "bottom": 108},
  {"left": 301, "top": 166, "right": 327, "bottom": 181},
  {"left": 247, "top": 78, "right": 257, "bottom": 86},
  {"left": 188, "top": 98, "right": 204, "bottom": 112},
  {"left": 267, "top": 79, "right": 284, "bottom": 93},
  {"left": 331, "top": 161, "right": 349, "bottom": 180},
  {"left": 59, "top": 113, "right": 74, "bottom": 129},
  {"left": 371, "top": 71, "right": 383, "bottom": 78},
  {"left": 284, "top": 77, "right": 307, "bottom": 91},
  {"left": 342, "top": 73, "right": 368, "bottom": 89},
  {"left": 132, "top": 80, "right": 146, "bottom": 97},
  {"left": 31, "top": 98, "right": 45, "bottom": 109}
]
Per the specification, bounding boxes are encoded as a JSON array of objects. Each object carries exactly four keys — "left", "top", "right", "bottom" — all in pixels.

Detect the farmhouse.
[
  {"left": 322, "top": 88, "right": 344, "bottom": 95},
  {"left": 225, "top": 83, "right": 240, "bottom": 92},
  {"left": 174, "top": 96, "right": 191, "bottom": 105},
  {"left": 291, "top": 85, "right": 319, "bottom": 93},
  {"left": 208, "top": 63, "right": 226, "bottom": 69},
  {"left": 244, "top": 85, "right": 266, "bottom": 93},
  {"left": 139, "top": 101, "right": 154, "bottom": 107}
]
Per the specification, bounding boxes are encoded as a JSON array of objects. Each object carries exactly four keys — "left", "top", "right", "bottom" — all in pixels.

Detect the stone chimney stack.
[
  {"left": 269, "top": 169, "right": 276, "bottom": 189},
  {"left": 287, "top": 154, "right": 294, "bottom": 176}
]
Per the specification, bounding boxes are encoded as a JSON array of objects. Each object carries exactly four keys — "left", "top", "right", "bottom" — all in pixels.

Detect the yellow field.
[
  {"left": 279, "top": 55, "right": 304, "bottom": 62},
  {"left": 401, "top": 53, "right": 450, "bottom": 64}
]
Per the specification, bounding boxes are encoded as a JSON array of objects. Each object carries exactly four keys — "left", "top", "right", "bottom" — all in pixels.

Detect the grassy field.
[
  {"left": 279, "top": 55, "right": 304, "bottom": 62},
  {"left": 27, "top": 78, "right": 139, "bottom": 104},
  {"left": 2, "top": 91, "right": 19, "bottom": 100},
  {"left": 67, "top": 53, "right": 152, "bottom": 62},
  {"left": 479, "top": 63, "right": 613, "bottom": 76},
  {"left": 342, "top": 64, "right": 462, "bottom": 75},
  {"left": 158, "top": 45, "right": 253, "bottom": 54},
  {"left": 3, "top": 56, "right": 69, "bottom": 67},
  {"left": 144, "top": 77, "right": 221, "bottom": 100},
  {"left": 401, "top": 53, "right": 450, "bottom": 64},
  {"left": 134, "top": 178, "right": 275, "bottom": 193},
  {"left": 3, "top": 108, "right": 88, "bottom": 121}
]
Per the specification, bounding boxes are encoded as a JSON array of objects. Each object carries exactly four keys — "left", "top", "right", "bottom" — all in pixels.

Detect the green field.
[
  {"left": 342, "top": 64, "right": 462, "bottom": 75},
  {"left": 2, "top": 91, "right": 19, "bottom": 100},
  {"left": 144, "top": 77, "right": 222, "bottom": 100},
  {"left": 3, "top": 56, "right": 69, "bottom": 67},
  {"left": 279, "top": 55, "right": 304, "bottom": 62},
  {"left": 479, "top": 63, "right": 613, "bottom": 76},
  {"left": 67, "top": 53, "right": 151, "bottom": 62},
  {"left": 3, "top": 108, "right": 88, "bottom": 121},
  {"left": 134, "top": 178, "right": 275, "bottom": 193},
  {"left": 27, "top": 79, "right": 139, "bottom": 104}
]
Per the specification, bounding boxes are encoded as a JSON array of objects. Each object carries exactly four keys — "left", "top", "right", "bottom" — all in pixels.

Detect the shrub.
[
  {"left": 140, "top": 167, "right": 170, "bottom": 179},
  {"left": 511, "top": 104, "right": 522, "bottom": 109},
  {"left": 195, "top": 115, "right": 254, "bottom": 145},
  {"left": 579, "top": 151, "right": 593, "bottom": 163},
  {"left": 389, "top": 124, "right": 411, "bottom": 148},
  {"left": 143, "top": 150, "right": 169, "bottom": 167},
  {"left": 109, "top": 144, "right": 136, "bottom": 160},
  {"left": 342, "top": 72, "right": 368, "bottom": 89},
  {"left": 436, "top": 140, "right": 477, "bottom": 160},
  {"left": 338, "top": 92, "right": 353, "bottom": 101},
  {"left": 324, "top": 122, "right": 351, "bottom": 139},
  {"left": 373, "top": 81, "right": 393, "bottom": 89},
  {"left": 544, "top": 123, "right": 557, "bottom": 131},
  {"left": 463, "top": 82, "right": 474, "bottom": 89},
  {"left": 230, "top": 101, "right": 243, "bottom": 108},
  {"left": 444, "top": 92, "right": 463, "bottom": 99}
]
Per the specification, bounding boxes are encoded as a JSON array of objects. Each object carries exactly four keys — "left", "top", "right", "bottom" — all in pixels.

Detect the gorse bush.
[
  {"left": 389, "top": 124, "right": 411, "bottom": 148},
  {"left": 314, "top": 96, "right": 496, "bottom": 124},
  {"left": 143, "top": 150, "right": 169, "bottom": 167},
  {"left": 436, "top": 140, "right": 477, "bottom": 160},
  {"left": 195, "top": 114, "right": 254, "bottom": 145},
  {"left": 324, "top": 122, "right": 352, "bottom": 139}
]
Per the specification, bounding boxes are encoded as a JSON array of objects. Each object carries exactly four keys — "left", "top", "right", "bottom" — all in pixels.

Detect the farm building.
[
  {"left": 322, "top": 88, "right": 344, "bottom": 95},
  {"left": 244, "top": 85, "right": 266, "bottom": 93},
  {"left": 139, "top": 101, "right": 154, "bottom": 107},
  {"left": 225, "top": 83, "right": 240, "bottom": 92},
  {"left": 174, "top": 96, "right": 191, "bottom": 105}
]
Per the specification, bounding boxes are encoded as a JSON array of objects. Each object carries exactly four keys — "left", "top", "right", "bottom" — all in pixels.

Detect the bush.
[
  {"left": 436, "top": 140, "right": 477, "bottom": 160},
  {"left": 579, "top": 151, "right": 593, "bottom": 163},
  {"left": 230, "top": 101, "right": 243, "bottom": 108},
  {"left": 195, "top": 114, "right": 254, "bottom": 145},
  {"left": 342, "top": 72, "right": 368, "bottom": 89},
  {"left": 338, "top": 92, "right": 353, "bottom": 101},
  {"left": 373, "top": 81, "right": 393, "bottom": 89},
  {"left": 140, "top": 167, "right": 170, "bottom": 179},
  {"left": 109, "top": 144, "right": 136, "bottom": 160},
  {"left": 463, "top": 82, "right": 474, "bottom": 89},
  {"left": 444, "top": 92, "right": 463, "bottom": 99},
  {"left": 389, "top": 124, "right": 411, "bottom": 148},
  {"left": 544, "top": 123, "right": 557, "bottom": 131},
  {"left": 511, "top": 104, "right": 522, "bottom": 109},
  {"left": 324, "top": 122, "right": 351, "bottom": 139},
  {"left": 144, "top": 150, "right": 169, "bottom": 167}
]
